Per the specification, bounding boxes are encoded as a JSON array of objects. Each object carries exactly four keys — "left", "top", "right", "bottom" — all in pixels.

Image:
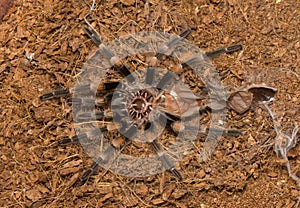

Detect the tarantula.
[{"left": 39, "top": 23, "right": 242, "bottom": 182}]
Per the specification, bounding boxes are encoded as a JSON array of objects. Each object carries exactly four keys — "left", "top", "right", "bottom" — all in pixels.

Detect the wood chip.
[
  {"left": 97, "top": 182, "right": 114, "bottom": 194},
  {"left": 268, "top": 172, "right": 278, "bottom": 178},
  {"left": 135, "top": 183, "right": 148, "bottom": 196},
  {"left": 26, "top": 189, "right": 42, "bottom": 202},
  {"left": 62, "top": 160, "right": 82, "bottom": 168},
  {"left": 120, "top": 0, "right": 135, "bottom": 6},
  {"left": 99, "top": 193, "right": 113, "bottom": 203},
  {"left": 198, "top": 169, "right": 206, "bottom": 179},
  {"left": 162, "top": 183, "right": 175, "bottom": 200},
  {"left": 59, "top": 166, "right": 81, "bottom": 176},
  {"left": 172, "top": 189, "right": 187, "bottom": 199},
  {"left": 151, "top": 198, "right": 165, "bottom": 205}
]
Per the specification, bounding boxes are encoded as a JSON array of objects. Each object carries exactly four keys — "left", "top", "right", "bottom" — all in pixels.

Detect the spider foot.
[
  {"left": 205, "top": 44, "right": 243, "bottom": 58},
  {"left": 151, "top": 141, "right": 182, "bottom": 180},
  {"left": 39, "top": 88, "right": 69, "bottom": 101}
]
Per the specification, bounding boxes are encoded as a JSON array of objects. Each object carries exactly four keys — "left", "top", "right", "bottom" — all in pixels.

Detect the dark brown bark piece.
[{"left": 0, "top": 0, "right": 13, "bottom": 24}]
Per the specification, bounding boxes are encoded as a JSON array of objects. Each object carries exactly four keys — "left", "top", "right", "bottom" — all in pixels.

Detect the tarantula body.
[{"left": 40, "top": 26, "right": 242, "bottom": 182}]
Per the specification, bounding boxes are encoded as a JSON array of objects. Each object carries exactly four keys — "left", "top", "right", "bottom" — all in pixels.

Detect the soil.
[{"left": 0, "top": 0, "right": 299, "bottom": 207}]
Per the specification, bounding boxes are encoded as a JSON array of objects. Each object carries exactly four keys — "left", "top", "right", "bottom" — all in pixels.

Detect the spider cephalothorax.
[{"left": 126, "top": 89, "right": 154, "bottom": 126}]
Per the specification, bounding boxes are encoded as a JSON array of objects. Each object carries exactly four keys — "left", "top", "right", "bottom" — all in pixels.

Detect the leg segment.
[
  {"left": 150, "top": 140, "right": 182, "bottom": 180},
  {"left": 149, "top": 28, "right": 191, "bottom": 66},
  {"left": 83, "top": 22, "right": 134, "bottom": 82},
  {"left": 204, "top": 44, "right": 242, "bottom": 58},
  {"left": 79, "top": 144, "right": 116, "bottom": 182},
  {"left": 155, "top": 28, "right": 191, "bottom": 59},
  {"left": 39, "top": 89, "right": 69, "bottom": 101},
  {"left": 39, "top": 81, "right": 120, "bottom": 102}
]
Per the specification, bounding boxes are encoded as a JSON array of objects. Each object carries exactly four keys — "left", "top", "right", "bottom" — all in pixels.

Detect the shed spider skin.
[{"left": 39, "top": 24, "right": 242, "bottom": 183}]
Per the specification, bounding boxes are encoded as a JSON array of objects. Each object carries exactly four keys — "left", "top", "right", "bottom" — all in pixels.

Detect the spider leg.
[
  {"left": 79, "top": 144, "right": 116, "bottom": 182},
  {"left": 74, "top": 81, "right": 120, "bottom": 95},
  {"left": 57, "top": 135, "right": 80, "bottom": 146},
  {"left": 56, "top": 122, "right": 125, "bottom": 183},
  {"left": 57, "top": 127, "right": 109, "bottom": 146},
  {"left": 77, "top": 121, "right": 138, "bottom": 182},
  {"left": 173, "top": 43, "right": 242, "bottom": 75},
  {"left": 156, "top": 70, "right": 176, "bottom": 90},
  {"left": 39, "top": 88, "right": 69, "bottom": 101},
  {"left": 83, "top": 25, "right": 102, "bottom": 47},
  {"left": 204, "top": 44, "right": 242, "bottom": 58},
  {"left": 150, "top": 140, "right": 182, "bottom": 180},
  {"left": 143, "top": 29, "right": 193, "bottom": 103},
  {"left": 83, "top": 24, "right": 134, "bottom": 82},
  {"left": 145, "top": 67, "right": 155, "bottom": 85},
  {"left": 163, "top": 108, "right": 241, "bottom": 137},
  {"left": 170, "top": 118, "right": 242, "bottom": 137},
  {"left": 155, "top": 28, "right": 191, "bottom": 59},
  {"left": 70, "top": 95, "right": 112, "bottom": 108},
  {"left": 75, "top": 110, "right": 112, "bottom": 122},
  {"left": 149, "top": 28, "right": 191, "bottom": 67},
  {"left": 141, "top": 111, "right": 182, "bottom": 179},
  {"left": 39, "top": 16, "right": 135, "bottom": 101},
  {"left": 40, "top": 81, "right": 120, "bottom": 102},
  {"left": 174, "top": 44, "right": 243, "bottom": 68},
  {"left": 72, "top": 93, "right": 125, "bottom": 123},
  {"left": 205, "top": 127, "right": 241, "bottom": 136},
  {"left": 152, "top": 109, "right": 240, "bottom": 180}
]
